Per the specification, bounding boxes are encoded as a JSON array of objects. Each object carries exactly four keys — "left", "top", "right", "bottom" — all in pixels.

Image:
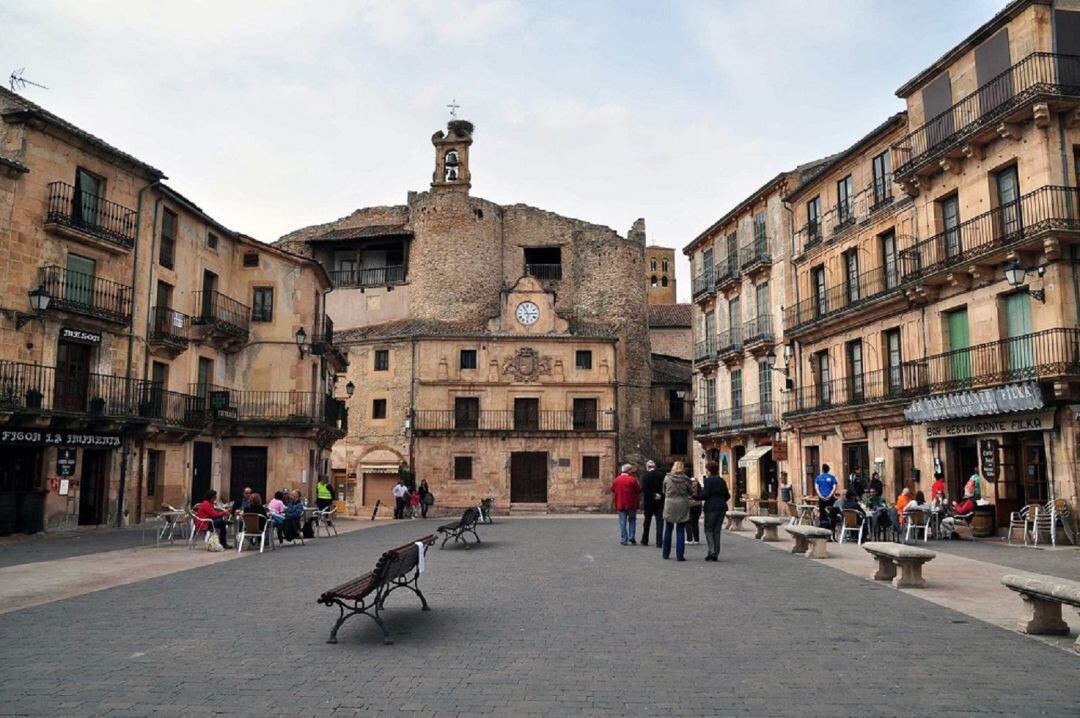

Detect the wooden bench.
[
  {"left": 317, "top": 535, "right": 436, "bottom": 645},
  {"left": 438, "top": 507, "right": 482, "bottom": 549},
  {"left": 1002, "top": 573, "right": 1080, "bottom": 652},
  {"left": 784, "top": 525, "right": 832, "bottom": 558},
  {"left": 747, "top": 515, "right": 785, "bottom": 542},
  {"left": 863, "top": 542, "right": 936, "bottom": 588},
  {"left": 724, "top": 510, "right": 747, "bottom": 531}
]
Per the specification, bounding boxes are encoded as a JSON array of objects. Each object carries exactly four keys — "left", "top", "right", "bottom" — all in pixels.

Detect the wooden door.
[
  {"left": 78, "top": 450, "right": 107, "bottom": 525},
  {"left": 55, "top": 340, "right": 91, "bottom": 412},
  {"left": 898, "top": 447, "right": 915, "bottom": 495},
  {"left": 230, "top": 446, "right": 267, "bottom": 503},
  {"left": 510, "top": 452, "right": 548, "bottom": 503},
  {"left": 514, "top": 398, "right": 539, "bottom": 431},
  {"left": 191, "top": 441, "right": 213, "bottom": 505}
]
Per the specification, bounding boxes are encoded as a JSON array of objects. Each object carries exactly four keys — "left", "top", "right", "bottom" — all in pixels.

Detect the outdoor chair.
[
  {"left": 1032, "top": 499, "right": 1076, "bottom": 547},
  {"left": 188, "top": 510, "right": 215, "bottom": 550},
  {"left": 784, "top": 501, "right": 799, "bottom": 524},
  {"left": 903, "top": 509, "right": 930, "bottom": 544},
  {"left": 838, "top": 509, "right": 865, "bottom": 544},
  {"left": 317, "top": 506, "right": 339, "bottom": 537},
  {"left": 1007, "top": 503, "right": 1041, "bottom": 546},
  {"left": 237, "top": 512, "right": 274, "bottom": 553}
]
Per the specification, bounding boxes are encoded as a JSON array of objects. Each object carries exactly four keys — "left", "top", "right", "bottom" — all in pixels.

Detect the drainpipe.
[{"left": 408, "top": 336, "right": 417, "bottom": 474}]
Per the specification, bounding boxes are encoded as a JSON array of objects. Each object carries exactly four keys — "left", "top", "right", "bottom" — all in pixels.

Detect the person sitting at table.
[
  {"left": 833, "top": 489, "right": 863, "bottom": 539},
  {"left": 231, "top": 486, "right": 252, "bottom": 515},
  {"left": 864, "top": 487, "right": 888, "bottom": 540},
  {"left": 282, "top": 490, "right": 305, "bottom": 542},
  {"left": 930, "top": 472, "right": 946, "bottom": 503},
  {"left": 267, "top": 490, "right": 287, "bottom": 542},
  {"left": 941, "top": 492, "right": 977, "bottom": 539},
  {"left": 195, "top": 489, "right": 231, "bottom": 549},
  {"left": 905, "top": 490, "right": 928, "bottom": 514}
]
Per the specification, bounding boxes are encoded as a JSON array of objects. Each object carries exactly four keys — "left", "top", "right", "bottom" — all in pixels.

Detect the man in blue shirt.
[{"left": 815, "top": 464, "right": 839, "bottom": 533}]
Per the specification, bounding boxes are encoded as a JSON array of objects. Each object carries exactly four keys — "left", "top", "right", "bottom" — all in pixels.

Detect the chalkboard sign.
[
  {"left": 56, "top": 448, "right": 76, "bottom": 477},
  {"left": 979, "top": 439, "right": 998, "bottom": 483}
]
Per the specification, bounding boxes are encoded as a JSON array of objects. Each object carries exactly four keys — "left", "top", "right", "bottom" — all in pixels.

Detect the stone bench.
[
  {"left": 724, "top": 510, "right": 748, "bottom": 531},
  {"left": 1001, "top": 573, "right": 1080, "bottom": 653},
  {"left": 863, "top": 542, "right": 936, "bottom": 588},
  {"left": 784, "top": 525, "right": 832, "bottom": 558},
  {"left": 747, "top": 515, "right": 786, "bottom": 542}
]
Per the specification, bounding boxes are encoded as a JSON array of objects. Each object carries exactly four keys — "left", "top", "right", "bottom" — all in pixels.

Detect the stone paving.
[{"left": 0, "top": 517, "right": 1077, "bottom": 717}]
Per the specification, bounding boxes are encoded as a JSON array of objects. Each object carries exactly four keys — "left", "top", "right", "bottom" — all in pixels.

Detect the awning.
[{"left": 738, "top": 445, "right": 772, "bottom": 468}]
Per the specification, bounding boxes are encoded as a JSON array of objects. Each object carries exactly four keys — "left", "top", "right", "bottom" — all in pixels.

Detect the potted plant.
[{"left": 24, "top": 388, "right": 43, "bottom": 410}]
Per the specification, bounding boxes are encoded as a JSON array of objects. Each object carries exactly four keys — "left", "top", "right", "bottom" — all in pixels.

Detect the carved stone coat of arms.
[{"left": 502, "top": 347, "right": 552, "bottom": 382}]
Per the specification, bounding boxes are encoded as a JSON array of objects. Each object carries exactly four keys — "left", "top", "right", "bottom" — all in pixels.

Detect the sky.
[{"left": 5, "top": 0, "right": 1004, "bottom": 301}]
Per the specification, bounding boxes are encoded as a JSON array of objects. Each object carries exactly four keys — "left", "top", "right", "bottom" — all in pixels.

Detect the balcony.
[
  {"left": 412, "top": 409, "right": 616, "bottom": 435},
  {"left": 148, "top": 306, "right": 191, "bottom": 358},
  {"left": 717, "top": 327, "right": 743, "bottom": 361},
  {"left": 0, "top": 360, "right": 137, "bottom": 422},
  {"left": 39, "top": 265, "right": 133, "bottom": 325},
  {"left": 715, "top": 256, "right": 741, "bottom": 292},
  {"left": 743, "top": 314, "right": 774, "bottom": 350},
  {"left": 784, "top": 366, "right": 928, "bottom": 418},
  {"left": 693, "top": 411, "right": 717, "bottom": 434},
  {"left": 899, "top": 185, "right": 1080, "bottom": 287},
  {"left": 44, "top": 181, "right": 137, "bottom": 252},
  {"left": 795, "top": 179, "right": 903, "bottom": 259},
  {"left": 691, "top": 270, "right": 714, "bottom": 300},
  {"left": 135, "top": 383, "right": 207, "bottom": 433},
  {"left": 311, "top": 315, "right": 347, "bottom": 371},
  {"left": 693, "top": 338, "right": 717, "bottom": 365},
  {"left": 524, "top": 263, "right": 562, "bottom": 282},
  {"left": 192, "top": 290, "right": 249, "bottom": 350},
  {"left": 192, "top": 384, "right": 345, "bottom": 430},
  {"left": 784, "top": 265, "right": 904, "bottom": 335},
  {"left": 892, "top": 53, "right": 1080, "bottom": 182},
  {"left": 739, "top": 237, "right": 771, "bottom": 274},
  {"left": 652, "top": 399, "right": 693, "bottom": 422},
  {"left": 329, "top": 265, "right": 406, "bottom": 288},
  {"left": 693, "top": 402, "right": 780, "bottom": 437}
]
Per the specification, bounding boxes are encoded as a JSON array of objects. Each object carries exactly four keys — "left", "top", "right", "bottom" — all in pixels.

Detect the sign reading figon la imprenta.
[
  {"left": 904, "top": 382, "right": 1043, "bottom": 423},
  {"left": 924, "top": 409, "right": 1055, "bottom": 439}
]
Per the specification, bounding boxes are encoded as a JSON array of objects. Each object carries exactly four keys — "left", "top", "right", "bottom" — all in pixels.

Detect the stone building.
[
  {"left": 277, "top": 120, "right": 652, "bottom": 513},
  {"left": 646, "top": 244, "right": 677, "bottom": 304},
  {"left": 685, "top": 0, "right": 1080, "bottom": 531},
  {"left": 0, "top": 88, "right": 344, "bottom": 534}
]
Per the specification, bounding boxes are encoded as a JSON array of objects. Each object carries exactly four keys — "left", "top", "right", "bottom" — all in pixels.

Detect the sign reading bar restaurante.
[
  {"left": 924, "top": 409, "right": 1055, "bottom": 439},
  {"left": 904, "top": 382, "right": 1043, "bottom": 422},
  {"left": 0, "top": 430, "right": 121, "bottom": 448}
]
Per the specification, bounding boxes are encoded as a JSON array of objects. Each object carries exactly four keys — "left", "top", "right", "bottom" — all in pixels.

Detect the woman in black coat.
[{"left": 699, "top": 460, "right": 730, "bottom": 561}]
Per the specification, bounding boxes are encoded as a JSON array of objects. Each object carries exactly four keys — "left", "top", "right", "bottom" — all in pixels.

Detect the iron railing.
[
  {"left": 693, "top": 411, "right": 717, "bottom": 434},
  {"left": 691, "top": 270, "right": 714, "bottom": 298},
  {"left": 892, "top": 53, "right": 1080, "bottom": 178},
  {"left": 412, "top": 409, "right": 616, "bottom": 433},
  {"left": 652, "top": 399, "right": 694, "bottom": 422},
  {"left": 899, "top": 185, "right": 1080, "bottom": 283},
  {"left": 149, "top": 306, "right": 191, "bottom": 346},
  {"left": 784, "top": 365, "right": 928, "bottom": 417},
  {"left": 329, "top": 266, "right": 406, "bottom": 287},
  {"left": 524, "top": 263, "right": 562, "bottom": 281},
  {"left": 715, "top": 254, "right": 740, "bottom": 287},
  {"left": 190, "top": 383, "right": 341, "bottom": 426},
  {"left": 869, "top": 172, "right": 894, "bottom": 212},
  {"left": 45, "top": 181, "right": 137, "bottom": 249},
  {"left": 0, "top": 360, "right": 136, "bottom": 417},
  {"left": 717, "top": 326, "right": 743, "bottom": 356},
  {"left": 693, "top": 338, "right": 717, "bottom": 363},
  {"left": 192, "top": 290, "right": 250, "bottom": 338},
  {"left": 743, "top": 314, "right": 774, "bottom": 345},
  {"left": 136, "top": 382, "right": 206, "bottom": 428},
  {"left": 39, "top": 265, "right": 133, "bottom": 324},
  {"left": 739, "top": 237, "right": 771, "bottom": 269},
  {"left": 784, "top": 264, "right": 902, "bottom": 331},
  {"left": 693, "top": 402, "right": 780, "bottom": 435}
]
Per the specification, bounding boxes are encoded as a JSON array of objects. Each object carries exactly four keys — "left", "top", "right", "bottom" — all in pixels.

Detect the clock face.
[{"left": 515, "top": 301, "right": 540, "bottom": 326}]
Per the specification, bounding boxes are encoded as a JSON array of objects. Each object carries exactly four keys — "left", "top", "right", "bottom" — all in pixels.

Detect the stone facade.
[{"left": 646, "top": 244, "right": 676, "bottom": 304}]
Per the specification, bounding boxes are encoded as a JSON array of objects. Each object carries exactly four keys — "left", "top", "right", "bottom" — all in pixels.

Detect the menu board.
[{"left": 979, "top": 438, "right": 999, "bottom": 483}]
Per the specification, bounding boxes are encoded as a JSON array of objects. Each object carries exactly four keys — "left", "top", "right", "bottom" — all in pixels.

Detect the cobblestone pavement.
[
  {"left": 0, "top": 526, "right": 158, "bottom": 569},
  {"left": 0, "top": 517, "right": 1077, "bottom": 717},
  {"left": 925, "top": 537, "right": 1080, "bottom": 580}
]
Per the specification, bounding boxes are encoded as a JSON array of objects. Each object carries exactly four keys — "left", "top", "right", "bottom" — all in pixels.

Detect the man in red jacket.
[{"left": 611, "top": 464, "right": 642, "bottom": 545}]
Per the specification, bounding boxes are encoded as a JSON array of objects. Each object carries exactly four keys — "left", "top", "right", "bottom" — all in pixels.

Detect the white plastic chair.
[
  {"left": 317, "top": 506, "right": 339, "bottom": 537},
  {"left": 188, "top": 510, "right": 214, "bottom": 550},
  {"left": 904, "top": 508, "right": 930, "bottom": 543},
  {"left": 236, "top": 512, "right": 273, "bottom": 553}
]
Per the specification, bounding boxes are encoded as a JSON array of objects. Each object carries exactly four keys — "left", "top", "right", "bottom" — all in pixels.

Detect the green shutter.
[
  {"left": 948, "top": 309, "right": 970, "bottom": 383},
  {"left": 1004, "top": 292, "right": 1034, "bottom": 375}
]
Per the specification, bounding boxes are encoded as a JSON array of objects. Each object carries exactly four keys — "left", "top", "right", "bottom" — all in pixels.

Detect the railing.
[
  {"left": 693, "top": 338, "right": 717, "bottom": 362},
  {"left": 0, "top": 360, "right": 137, "bottom": 417},
  {"left": 652, "top": 399, "right": 694, "bottom": 422},
  {"left": 693, "top": 402, "right": 780, "bottom": 434},
  {"left": 693, "top": 411, "right": 717, "bottom": 434},
  {"left": 794, "top": 181, "right": 903, "bottom": 256},
  {"left": 743, "top": 314, "right": 774, "bottom": 344},
  {"left": 329, "top": 266, "right": 406, "bottom": 287},
  {"left": 136, "top": 382, "right": 206, "bottom": 428},
  {"left": 691, "top": 270, "right": 714, "bottom": 298},
  {"left": 869, "top": 173, "right": 894, "bottom": 212},
  {"left": 525, "top": 263, "right": 563, "bottom": 281},
  {"left": 900, "top": 185, "right": 1080, "bottom": 283},
  {"left": 784, "top": 264, "right": 902, "bottom": 331},
  {"left": 892, "top": 53, "right": 1080, "bottom": 178},
  {"left": 412, "top": 409, "right": 616, "bottom": 432},
  {"left": 149, "top": 306, "right": 191, "bottom": 345},
  {"left": 192, "top": 290, "right": 250, "bottom": 338},
  {"left": 717, "top": 326, "right": 743, "bottom": 355},
  {"left": 324, "top": 395, "right": 348, "bottom": 432},
  {"left": 45, "top": 181, "right": 137, "bottom": 249},
  {"left": 784, "top": 365, "right": 928, "bottom": 417},
  {"left": 739, "top": 237, "right": 771, "bottom": 269},
  {"left": 39, "top": 265, "right": 133, "bottom": 324},
  {"left": 715, "top": 254, "right": 740, "bottom": 286},
  {"left": 191, "top": 383, "right": 336, "bottom": 424}
]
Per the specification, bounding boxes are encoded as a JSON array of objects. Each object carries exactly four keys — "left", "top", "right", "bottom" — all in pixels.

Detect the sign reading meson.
[
  {"left": 60, "top": 327, "right": 102, "bottom": 345},
  {"left": 0, "top": 430, "right": 121, "bottom": 447}
]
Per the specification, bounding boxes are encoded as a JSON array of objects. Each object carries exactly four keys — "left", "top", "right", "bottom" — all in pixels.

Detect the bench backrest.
[
  {"left": 374, "top": 535, "right": 436, "bottom": 585},
  {"left": 461, "top": 506, "right": 480, "bottom": 528}
]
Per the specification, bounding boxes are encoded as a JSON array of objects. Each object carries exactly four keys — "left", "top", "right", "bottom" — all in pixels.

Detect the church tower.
[{"left": 431, "top": 119, "right": 473, "bottom": 192}]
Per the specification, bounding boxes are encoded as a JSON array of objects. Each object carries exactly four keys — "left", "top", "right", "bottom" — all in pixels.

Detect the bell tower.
[{"left": 431, "top": 119, "right": 473, "bottom": 192}]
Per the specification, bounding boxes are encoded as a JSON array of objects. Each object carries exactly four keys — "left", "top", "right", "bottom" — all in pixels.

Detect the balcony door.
[
  {"left": 881, "top": 231, "right": 899, "bottom": 289},
  {"left": 940, "top": 195, "right": 961, "bottom": 260},
  {"left": 201, "top": 270, "right": 218, "bottom": 319},
  {"left": 702, "top": 247, "right": 714, "bottom": 286},
  {"left": 573, "top": 398, "right": 598, "bottom": 431},
  {"left": 65, "top": 253, "right": 96, "bottom": 309},
  {"left": 812, "top": 265, "right": 827, "bottom": 318},
  {"left": 995, "top": 165, "right": 1021, "bottom": 239},
  {"left": 196, "top": 357, "right": 213, "bottom": 397},
  {"left": 454, "top": 397, "right": 480, "bottom": 429},
  {"left": 728, "top": 298, "right": 741, "bottom": 342},
  {"left": 54, "top": 340, "right": 91, "bottom": 412},
  {"left": 947, "top": 308, "right": 971, "bottom": 384},
  {"left": 73, "top": 168, "right": 102, "bottom": 229},
  {"left": 1004, "top": 292, "right": 1034, "bottom": 377},
  {"left": 730, "top": 369, "right": 743, "bottom": 423},
  {"left": 514, "top": 397, "right": 539, "bottom": 431},
  {"left": 846, "top": 340, "right": 864, "bottom": 402}
]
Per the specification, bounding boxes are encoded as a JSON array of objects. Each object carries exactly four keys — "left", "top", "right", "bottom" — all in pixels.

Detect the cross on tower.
[{"left": 447, "top": 99, "right": 460, "bottom": 119}]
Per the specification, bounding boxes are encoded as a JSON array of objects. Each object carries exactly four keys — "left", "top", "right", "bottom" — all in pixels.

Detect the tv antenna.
[{"left": 9, "top": 68, "right": 48, "bottom": 92}]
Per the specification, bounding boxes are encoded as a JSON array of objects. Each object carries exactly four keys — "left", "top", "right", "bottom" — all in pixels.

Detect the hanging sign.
[
  {"left": 56, "top": 448, "right": 77, "bottom": 476},
  {"left": 979, "top": 439, "right": 999, "bottom": 483},
  {"left": 60, "top": 327, "right": 102, "bottom": 345}
]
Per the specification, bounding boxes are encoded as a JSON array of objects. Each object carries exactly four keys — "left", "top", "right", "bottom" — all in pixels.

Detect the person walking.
[
  {"left": 392, "top": 478, "right": 408, "bottom": 519},
  {"left": 611, "top": 464, "right": 642, "bottom": 545},
  {"left": 661, "top": 460, "right": 693, "bottom": 561},
  {"left": 315, "top": 476, "right": 334, "bottom": 511},
  {"left": 418, "top": 479, "right": 432, "bottom": 518},
  {"left": 639, "top": 460, "right": 666, "bottom": 548},
  {"left": 685, "top": 474, "right": 703, "bottom": 544},
  {"left": 699, "top": 461, "right": 730, "bottom": 561}
]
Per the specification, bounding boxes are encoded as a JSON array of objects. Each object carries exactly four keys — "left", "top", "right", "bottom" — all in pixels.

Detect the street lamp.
[
  {"left": 295, "top": 326, "right": 308, "bottom": 358},
  {"left": 345, "top": 380, "right": 356, "bottom": 398},
  {"left": 766, "top": 344, "right": 795, "bottom": 391},
  {"left": 1003, "top": 260, "right": 1045, "bottom": 303},
  {"left": 28, "top": 286, "right": 50, "bottom": 313},
  {"left": 4, "top": 286, "right": 51, "bottom": 330}
]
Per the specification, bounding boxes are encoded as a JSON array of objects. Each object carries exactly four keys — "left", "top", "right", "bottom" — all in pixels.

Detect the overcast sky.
[{"left": 6, "top": 0, "right": 1002, "bottom": 301}]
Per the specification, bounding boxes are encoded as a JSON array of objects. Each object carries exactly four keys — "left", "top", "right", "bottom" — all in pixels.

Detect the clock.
[{"left": 515, "top": 301, "right": 540, "bottom": 326}]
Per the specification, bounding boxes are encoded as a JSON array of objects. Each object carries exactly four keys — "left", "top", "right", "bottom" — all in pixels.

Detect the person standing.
[
  {"left": 868, "top": 470, "right": 884, "bottom": 498},
  {"left": 661, "top": 461, "right": 693, "bottom": 561},
  {"left": 699, "top": 461, "right": 730, "bottom": 561},
  {"left": 639, "top": 460, "right": 666, "bottom": 548},
  {"left": 611, "top": 464, "right": 642, "bottom": 545},
  {"left": 848, "top": 465, "right": 867, "bottom": 500},
  {"left": 685, "top": 474, "right": 703, "bottom": 544},
  {"left": 815, "top": 463, "right": 838, "bottom": 532},
  {"left": 418, "top": 479, "right": 432, "bottom": 518},
  {"left": 392, "top": 478, "right": 408, "bottom": 520},
  {"left": 315, "top": 476, "right": 334, "bottom": 511},
  {"left": 930, "top": 472, "right": 946, "bottom": 502},
  {"left": 778, "top": 473, "right": 794, "bottom": 517}
]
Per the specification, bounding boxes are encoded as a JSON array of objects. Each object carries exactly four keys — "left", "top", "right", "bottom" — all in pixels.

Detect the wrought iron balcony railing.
[
  {"left": 784, "top": 264, "right": 902, "bottom": 332},
  {"left": 45, "top": 181, "right": 137, "bottom": 249},
  {"left": 412, "top": 408, "right": 616, "bottom": 433},
  {"left": 136, "top": 382, "right": 206, "bottom": 429},
  {"left": 715, "top": 255, "right": 741, "bottom": 288},
  {"left": 717, "top": 326, "right": 743, "bottom": 356},
  {"left": 693, "top": 402, "right": 780, "bottom": 435},
  {"left": 524, "top": 263, "right": 563, "bottom": 281},
  {"left": 743, "top": 314, "right": 774, "bottom": 345},
  {"left": 149, "top": 306, "right": 191, "bottom": 346},
  {"left": 739, "top": 237, "right": 771, "bottom": 269},
  {"left": 784, "top": 365, "right": 928, "bottom": 417},
  {"left": 892, "top": 53, "right": 1080, "bottom": 179},
  {"left": 691, "top": 270, "right": 714, "bottom": 298},
  {"left": 193, "top": 290, "right": 250, "bottom": 338},
  {"left": 191, "top": 383, "right": 340, "bottom": 425},
  {"left": 39, "top": 265, "right": 133, "bottom": 324},
  {"left": 0, "top": 360, "right": 136, "bottom": 417},
  {"left": 693, "top": 338, "right": 717, "bottom": 363},
  {"left": 652, "top": 399, "right": 694, "bottom": 422}
]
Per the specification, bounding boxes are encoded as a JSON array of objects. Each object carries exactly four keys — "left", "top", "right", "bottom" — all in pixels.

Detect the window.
[
  {"left": 837, "top": 175, "right": 854, "bottom": 226},
  {"left": 454, "top": 397, "right": 480, "bottom": 429},
  {"left": 661, "top": 275, "right": 668, "bottom": 287},
  {"left": 843, "top": 249, "right": 859, "bottom": 304},
  {"left": 651, "top": 274, "right": 658, "bottom": 287},
  {"left": 207, "top": 232, "right": 218, "bottom": 250},
  {"left": 702, "top": 247, "right": 714, "bottom": 285},
  {"left": 73, "top": 168, "right": 103, "bottom": 227},
  {"left": 374, "top": 349, "right": 389, "bottom": 371},
  {"left": 670, "top": 430, "right": 688, "bottom": 456},
  {"left": 881, "top": 230, "right": 898, "bottom": 289},
  {"left": 758, "top": 360, "right": 772, "bottom": 406},
  {"left": 811, "top": 265, "right": 827, "bottom": 317},
  {"left": 514, "top": 398, "right": 539, "bottom": 430},
  {"left": 524, "top": 247, "right": 562, "bottom": 280},
  {"left": 576, "top": 350, "right": 593, "bottom": 370},
  {"left": 725, "top": 233, "right": 738, "bottom": 273},
  {"left": 651, "top": 259, "right": 657, "bottom": 271},
  {"left": 444, "top": 150, "right": 460, "bottom": 182},
  {"left": 752, "top": 210, "right": 767, "bottom": 249},
  {"left": 885, "top": 328, "right": 903, "bottom": 395},
  {"left": 755, "top": 282, "right": 769, "bottom": 319},
  {"left": 939, "top": 194, "right": 961, "bottom": 258},
  {"left": 731, "top": 369, "right": 743, "bottom": 419},
  {"left": 704, "top": 309, "right": 716, "bottom": 346},
  {"left": 872, "top": 150, "right": 892, "bottom": 207},
  {"left": 806, "top": 196, "right": 821, "bottom": 242},
  {"left": 846, "top": 340, "right": 864, "bottom": 400},
  {"left": 662, "top": 259, "right": 668, "bottom": 272},
  {"left": 582, "top": 455, "right": 600, "bottom": 480},
  {"left": 995, "top": 164, "right": 1021, "bottom": 236},
  {"left": 160, "top": 209, "right": 177, "bottom": 269},
  {"left": 705, "top": 376, "right": 716, "bottom": 415},
  {"left": 813, "top": 350, "right": 831, "bottom": 405},
  {"left": 146, "top": 449, "right": 163, "bottom": 497},
  {"left": 251, "top": 287, "right": 274, "bottom": 322},
  {"left": 573, "top": 398, "right": 598, "bottom": 430},
  {"left": 196, "top": 357, "right": 213, "bottom": 396},
  {"left": 371, "top": 398, "right": 387, "bottom": 420},
  {"left": 454, "top": 456, "right": 473, "bottom": 481},
  {"left": 459, "top": 349, "right": 477, "bottom": 370},
  {"left": 243, "top": 252, "right": 260, "bottom": 267},
  {"left": 728, "top": 297, "right": 741, "bottom": 341}
]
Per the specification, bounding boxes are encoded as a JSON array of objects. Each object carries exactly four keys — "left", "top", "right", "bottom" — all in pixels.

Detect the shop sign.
[
  {"left": 980, "top": 439, "right": 999, "bottom": 483},
  {"left": 0, "top": 429, "right": 121, "bottom": 447},
  {"left": 838, "top": 422, "right": 865, "bottom": 440},
  {"left": 905, "top": 382, "right": 1043, "bottom": 422},
  {"left": 56, "top": 448, "right": 76, "bottom": 476},
  {"left": 772, "top": 442, "right": 788, "bottom": 462},
  {"left": 60, "top": 326, "right": 102, "bottom": 345},
  {"left": 213, "top": 407, "right": 238, "bottom": 421},
  {"left": 924, "top": 409, "right": 1055, "bottom": 439}
]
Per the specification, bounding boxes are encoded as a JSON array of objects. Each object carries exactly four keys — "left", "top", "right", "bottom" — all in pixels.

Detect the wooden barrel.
[{"left": 972, "top": 504, "right": 995, "bottom": 537}]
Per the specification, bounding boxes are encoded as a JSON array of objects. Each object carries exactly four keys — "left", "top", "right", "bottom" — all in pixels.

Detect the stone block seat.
[
  {"left": 747, "top": 515, "right": 786, "bottom": 542},
  {"left": 784, "top": 525, "right": 832, "bottom": 558},
  {"left": 1001, "top": 573, "right": 1080, "bottom": 653},
  {"left": 724, "top": 510, "right": 748, "bottom": 531},
  {"left": 863, "top": 542, "right": 936, "bottom": 588}
]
